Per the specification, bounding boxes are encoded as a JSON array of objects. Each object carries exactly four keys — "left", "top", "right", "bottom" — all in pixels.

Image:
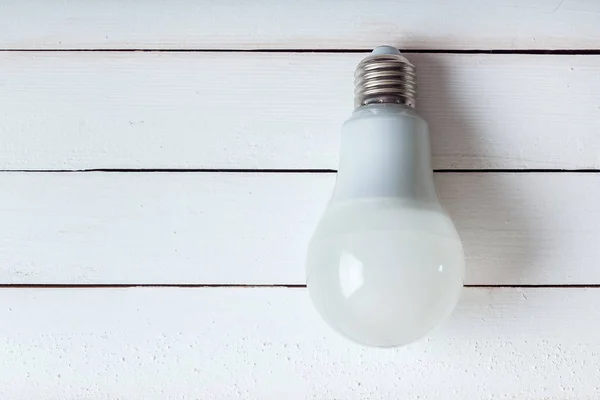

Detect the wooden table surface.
[{"left": 1, "top": 1, "right": 599, "bottom": 398}]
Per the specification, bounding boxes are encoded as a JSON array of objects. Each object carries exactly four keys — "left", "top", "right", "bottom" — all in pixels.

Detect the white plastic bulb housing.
[{"left": 306, "top": 46, "right": 465, "bottom": 348}]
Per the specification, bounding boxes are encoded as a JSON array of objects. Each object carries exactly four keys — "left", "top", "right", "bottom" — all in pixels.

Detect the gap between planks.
[
  {"left": 1, "top": 169, "right": 599, "bottom": 174},
  {"left": 2, "top": 49, "right": 600, "bottom": 55},
  {"left": 1, "top": 284, "right": 600, "bottom": 289}
]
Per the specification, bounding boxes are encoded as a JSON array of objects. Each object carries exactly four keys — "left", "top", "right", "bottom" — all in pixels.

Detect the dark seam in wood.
[
  {"left": 0, "top": 284, "right": 598, "bottom": 289},
  {"left": 0, "top": 169, "right": 599, "bottom": 173},
  {"left": 1, "top": 49, "right": 600, "bottom": 55}
]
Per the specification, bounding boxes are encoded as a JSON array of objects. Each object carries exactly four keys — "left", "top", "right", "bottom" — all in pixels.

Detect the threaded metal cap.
[{"left": 354, "top": 46, "right": 417, "bottom": 109}]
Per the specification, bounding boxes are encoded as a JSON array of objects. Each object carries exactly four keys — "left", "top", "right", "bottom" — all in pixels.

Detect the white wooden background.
[{"left": 1, "top": 1, "right": 600, "bottom": 399}]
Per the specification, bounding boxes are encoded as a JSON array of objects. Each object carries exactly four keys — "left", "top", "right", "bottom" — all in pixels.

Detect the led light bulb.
[{"left": 306, "top": 46, "right": 465, "bottom": 348}]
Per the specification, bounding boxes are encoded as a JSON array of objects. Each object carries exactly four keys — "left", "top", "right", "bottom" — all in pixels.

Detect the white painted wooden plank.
[
  {"left": 2, "top": 0, "right": 600, "bottom": 50},
  {"left": 1, "top": 172, "right": 599, "bottom": 285},
  {"left": 0, "top": 287, "right": 599, "bottom": 399},
  {"left": 1, "top": 52, "right": 599, "bottom": 170}
]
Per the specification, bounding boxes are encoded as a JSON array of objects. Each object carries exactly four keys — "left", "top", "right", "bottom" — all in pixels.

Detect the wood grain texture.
[
  {"left": 2, "top": 2, "right": 599, "bottom": 397},
  {"left": 1, "top": 52, "right": 599, "bottom": 170},
  {"left": 1, "top": 172, "right": 599, "bottom": 285},
  {"left": 1, "top": 287, "right": 599, "bottom": 399},
  {"left": 2, "top": 0, "right": 600, "bottom": 50}
]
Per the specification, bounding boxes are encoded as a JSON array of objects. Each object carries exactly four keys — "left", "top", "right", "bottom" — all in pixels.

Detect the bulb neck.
[
  {"left": 354, "top": 48, "right": 417, "bottom": 109},
  {"left": 332, "top": 104, "right": 438, "bottom": 204}
]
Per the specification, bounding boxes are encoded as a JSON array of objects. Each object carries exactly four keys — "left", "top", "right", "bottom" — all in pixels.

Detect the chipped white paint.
[
  {"left": 1, "top": 287, "right": 600, "bottom": 399},
  {"left": 1, "top": 173, "right": 599, "bottom": 285},
  {"left": 1, "top": 2, "right": 599, "bottom": 397},
  {"left": 1, "top": 0, "right": 600, "bottom": 50},
  {"left": 1, "top": 52, "right": 599, "bottom": 170}
]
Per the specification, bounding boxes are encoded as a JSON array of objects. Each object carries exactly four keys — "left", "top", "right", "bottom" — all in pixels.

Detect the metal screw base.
[{"left": 354, "top": 46, "right": 417, "bottom": 109}]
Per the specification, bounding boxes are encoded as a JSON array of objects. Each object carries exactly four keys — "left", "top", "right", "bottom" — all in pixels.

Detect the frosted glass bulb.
[{"left": 306, "top": 46, "right": 465, "bottom": 348}]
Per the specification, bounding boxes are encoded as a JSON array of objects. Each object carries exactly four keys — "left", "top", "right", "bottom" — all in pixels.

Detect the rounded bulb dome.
[{"left": 306, "top": 199, "right": 464, "bottom": 347}]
